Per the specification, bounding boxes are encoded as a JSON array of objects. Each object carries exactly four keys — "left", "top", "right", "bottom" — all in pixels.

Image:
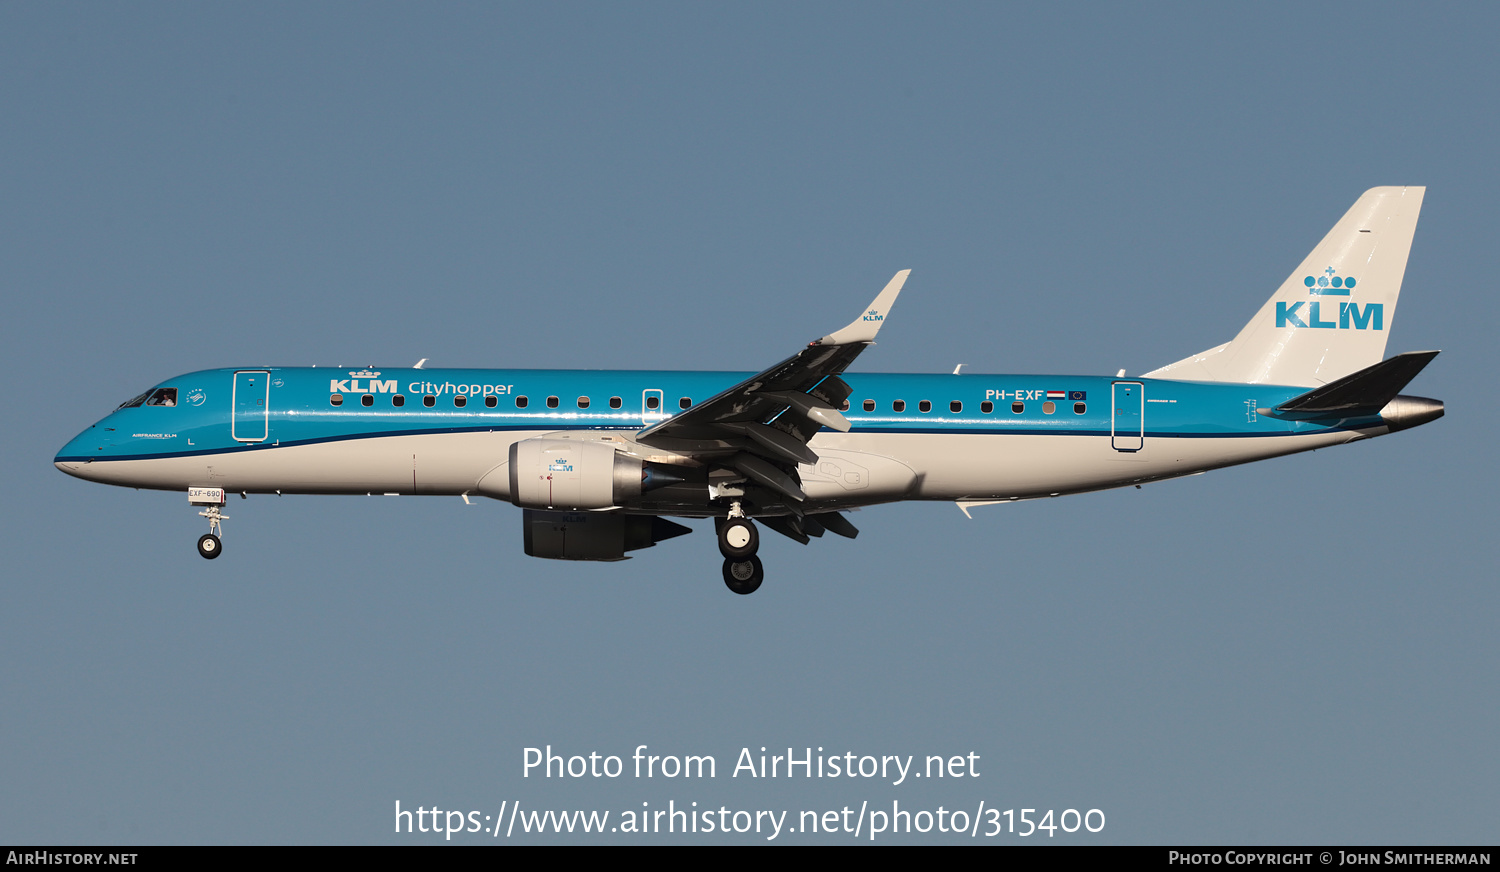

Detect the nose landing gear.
[{"left": 189, "top": 488, "right": 228, "bottom": 560}]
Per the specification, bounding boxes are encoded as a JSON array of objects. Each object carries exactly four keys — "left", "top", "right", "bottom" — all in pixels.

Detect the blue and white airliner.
[{"left": 56, "top": 187, "right": 1442, "bottom": 593}]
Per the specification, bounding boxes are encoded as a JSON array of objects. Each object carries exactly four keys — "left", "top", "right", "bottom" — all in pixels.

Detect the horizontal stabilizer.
[{"left": 1273, "top": 350, "right": 1439, "bottom": 416}]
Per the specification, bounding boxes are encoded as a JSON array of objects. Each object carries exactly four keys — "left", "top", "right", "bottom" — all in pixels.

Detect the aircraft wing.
[{"left": 636, "top": 270, "right": 909, "bottom": 502}]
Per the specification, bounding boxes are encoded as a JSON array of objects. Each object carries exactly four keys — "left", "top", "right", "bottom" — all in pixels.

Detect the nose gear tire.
[{"left": 197, "top": 533, "right": 222, "bottom": 560}]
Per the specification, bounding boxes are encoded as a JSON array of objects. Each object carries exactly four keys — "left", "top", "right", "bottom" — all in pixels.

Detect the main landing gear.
[{"left": 718, "top": 503, "right": 763, "bottom": 595}]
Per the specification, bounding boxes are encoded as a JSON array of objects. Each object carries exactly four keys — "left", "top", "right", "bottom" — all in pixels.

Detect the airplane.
[{"left": 55, "top": 187, "right": 1442, "bottom": 594}]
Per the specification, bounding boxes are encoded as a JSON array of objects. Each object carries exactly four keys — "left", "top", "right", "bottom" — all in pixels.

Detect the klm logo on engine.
[
  {"left": 1276, "top": 267, "right": 1383, "bottom": 330},
  {"left": 329, "top": 370, "right": 398, "bottom": 394}
]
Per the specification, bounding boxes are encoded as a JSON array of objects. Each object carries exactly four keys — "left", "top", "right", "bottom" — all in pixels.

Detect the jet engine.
[
  {"left": 509, "top": 438, "right": 641, "bottom": 510},
  {"left": 508, "top": 437, "right": 682, "bottom": 511}
]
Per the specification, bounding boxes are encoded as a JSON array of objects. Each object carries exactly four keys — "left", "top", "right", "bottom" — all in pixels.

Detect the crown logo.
[{"left": 1303, "top": 267, "right": 1356, "bottom": 296}]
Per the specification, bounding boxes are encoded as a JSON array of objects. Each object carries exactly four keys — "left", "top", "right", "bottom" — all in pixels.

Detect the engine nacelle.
[
  {"left": 508, "top": 438, "right": 644, "bottom": 510},
  {"left": 522, "top": 510, "right": 692, "bottom": 561}
]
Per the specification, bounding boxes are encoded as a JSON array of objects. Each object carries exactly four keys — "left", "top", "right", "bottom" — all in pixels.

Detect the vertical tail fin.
[{"left": 1145, "top": 186, "right": 1425, "bottom": 387}]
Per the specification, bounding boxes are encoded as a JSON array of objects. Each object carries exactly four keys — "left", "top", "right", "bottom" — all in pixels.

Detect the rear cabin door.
[{"left": 233, "top": 370, "right": 270, "bottom": 442}]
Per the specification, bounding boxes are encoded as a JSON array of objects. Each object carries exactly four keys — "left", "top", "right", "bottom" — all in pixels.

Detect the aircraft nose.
[{"left": 55, "top": 425, "right": 109, "bottom": 478}]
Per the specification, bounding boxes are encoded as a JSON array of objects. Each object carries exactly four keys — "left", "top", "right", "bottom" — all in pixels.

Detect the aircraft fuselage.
[{"left": 55, "top": 366, "right": 1421, "bottom": 511}]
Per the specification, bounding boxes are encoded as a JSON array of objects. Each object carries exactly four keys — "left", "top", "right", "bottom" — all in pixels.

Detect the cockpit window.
[
  {"left": 117, "top": 390, "right": 152, "bottom": 410},
  {"left": 145, "top": 388, "right": 178, "bottom": 407}
]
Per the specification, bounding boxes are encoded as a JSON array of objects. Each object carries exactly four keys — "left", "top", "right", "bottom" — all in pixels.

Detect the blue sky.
[{"left": 2, "top": 3, "right": 1495, "bottom": 844}]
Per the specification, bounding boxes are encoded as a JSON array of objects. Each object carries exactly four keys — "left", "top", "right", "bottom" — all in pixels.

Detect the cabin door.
[
  {"left": 1111, "top": 381, "right": 1143, "bottom": 452},
  {"left": 232, "top": 370, "right": 270, "bottom": 442}
]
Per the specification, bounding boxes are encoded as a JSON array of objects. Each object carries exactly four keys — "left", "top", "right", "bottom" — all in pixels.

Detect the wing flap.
[{"left": 730, "top": 452, "right": 807, "bottom": 503}]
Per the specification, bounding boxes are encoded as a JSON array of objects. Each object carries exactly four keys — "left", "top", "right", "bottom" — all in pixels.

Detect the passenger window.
[
  {"left": 579, "top": 397, "right": 591, "bottom": 409},
  {"left": 393, "top": 395, "right": 405, "bottom": 407},
  {"left": 330, "top": 394, "right": 344, "bottom": 406},
  {"left": 484, "top": 396, "right": 497, "bottom": 408},
  {"left": 981, "top": 401, "right": 993, "bottom": 414},
  {"left": 918, "top": 400, "right": 932, "bottom": 413},
  {"left": 454, "top": 395, "right": 467, "bottom": 408},
  {"left": 516, "top": 396, "right": 528, "bottom": 408},
  {"left": 892, "top": 400, "right": 906, "bottom": 412},
  {"left": 547, "top": 396, "right": 559, "bottom": 409},
  {"left": 679, "top": 397, "right": 691, "bottom": 410},
  {"left": 609, "top": 397, "right": 622, "bottom": 409},
  {"left": 1043, "top": 401, "right": 1056, "bottom": 415},
  {"left": 862, "top": 399, "right": 875, "bottom": 412},
  {"left": 1074, "top": 402, "right": 1087, "bottom": 414},
  {"left": 646, "top": 396, "right": 660, "bottom": 410},
  {"left": 840, "top": 399, "right": 850, "bottom": 411},
  {"left": 360, "top": 395, "right": 373, "bottom": 407},
  {"left": 950, "top": 401, "right": 962, "bottom": 413},
  {"left": 1012, "top": 401, "right": 1025, "bottom": 414},
  {"left": 423, "top": 395, "right": 435, "bottom": 408}
]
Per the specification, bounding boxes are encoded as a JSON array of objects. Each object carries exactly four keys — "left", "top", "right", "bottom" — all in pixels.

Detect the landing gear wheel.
[
  {"left": 718, "top": 517, "right": 759, "bottom": 559},
  {"left": 197, "top": 533, "right": 222, "bottom": 560},
  {"left": 722, "top": 555, "right": 764, "bottom": 595}
]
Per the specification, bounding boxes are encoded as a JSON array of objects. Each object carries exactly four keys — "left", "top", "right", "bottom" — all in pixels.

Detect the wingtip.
[{"left": 816, "top": 269, "right": 911, "bottom": 346}]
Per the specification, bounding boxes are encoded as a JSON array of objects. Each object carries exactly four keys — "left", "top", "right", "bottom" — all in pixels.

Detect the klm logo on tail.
[{"left": 1276, "top": 268, "right": 1383, "bottom": 331}]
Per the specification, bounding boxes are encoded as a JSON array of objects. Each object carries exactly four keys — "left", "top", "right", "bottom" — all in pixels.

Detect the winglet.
[{"left": 815, "top": 270, "right": 910, "bottom": 346}]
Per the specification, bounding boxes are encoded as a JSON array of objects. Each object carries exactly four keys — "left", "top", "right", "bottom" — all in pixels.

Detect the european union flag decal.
[{"left": 1069, "top": 391, "right": 1086, "bottom": 401}]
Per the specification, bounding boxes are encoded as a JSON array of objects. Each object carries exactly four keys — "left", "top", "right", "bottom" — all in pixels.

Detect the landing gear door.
[
  {"left": 642, "top": 389, "right": 666, "bottom": 426},
  {"left": 233, "top": 370, "right": 270, "bottom": 442},
  {"left": 1112, "top": 381, "right": 1143, "bottom": 452}
]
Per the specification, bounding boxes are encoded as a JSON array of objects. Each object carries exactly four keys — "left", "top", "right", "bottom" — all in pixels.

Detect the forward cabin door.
[
  {"left": 1111, "top": 381, "right": 1143, "bottom": 452},
  {"left": 233, "top": 370, "right": 270, "bottom": 442}
]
